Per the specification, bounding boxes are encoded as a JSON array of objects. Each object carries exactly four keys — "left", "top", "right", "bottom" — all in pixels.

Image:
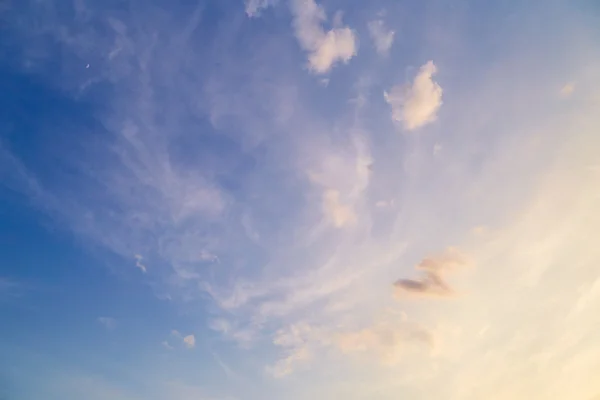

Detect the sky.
[{"left": 1, "top": 0, "right": 600, "bottom": 399}]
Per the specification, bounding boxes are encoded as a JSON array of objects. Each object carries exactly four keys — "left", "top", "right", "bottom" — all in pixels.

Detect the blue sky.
[{"left": 1, "top": 0, "right": 600, "bottom": 399}]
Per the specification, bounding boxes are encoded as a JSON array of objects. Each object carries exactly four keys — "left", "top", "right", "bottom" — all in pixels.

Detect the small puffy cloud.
[
  {"left": 384, "top": 60, "right": 443, "bottom": 131},
  {"left": 97, "top": 317, "right": 117, "bottom": 330},
  {"left": 394, "top": 247, "right": 469, "bottom": 299},
  {"left": 368, "top": 19, "right": 395, "bottom": 56},
  {"left": 322, "top": 189, "right": 356, "bottom": 228},
  {"left": 199, "top": 250, "right": 219, "bottom": 263},
  {"left": 134, "top": 254, "right": 147, "bottom": 273},
  {"left": 183, "top": 334, "right": 196, "bottom": 349},
  {"left": 291, "top": 0, "right": 357, "bottom": 74},
  {"left": 560, "top": 82, "right": 576, "bottom": 97},
  {"left": 168, "top": 330, "right": 195, "bottom": 349},
  {"left": 245, "top": 0, "right": 277, "bottom": 17}
]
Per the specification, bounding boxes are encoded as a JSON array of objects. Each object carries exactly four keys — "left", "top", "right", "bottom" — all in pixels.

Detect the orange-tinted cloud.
[{"left": 394, "top": 247, "right": 468, "bottom": 298}]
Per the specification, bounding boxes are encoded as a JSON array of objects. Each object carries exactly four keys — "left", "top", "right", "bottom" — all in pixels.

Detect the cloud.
[
  {"left": 384, "top": 61, "right": 443, "bottom": 131},
  {"left": 309, "top": 137, "right": 372, "bottom": 228},
  {"left": 267, "top": 345, "right": 311, "bottom": 378},
  {"left": 560, "top": 82, "right": 576, "bottom": 97},
  {"left": 134, "top": 254, "right": 147, "bottom": 273},
  {"left": 209, "top": 319, "right": 256, "bottom": 347},
  {"left": 394, "top": 248, "right": 469, "bottom": 299},
  {"left": 167, "top": 330, "right": 196, "bottom": 349},
  {"left": 335, "top": 323, "right": 434, "bottom": 365},
  {"left": 267, "top": 317, "right": 435, "bottom": 377},
  {"left": 290, "top": 0, "right": 357, "bottom": 74},
  {"left": 368, "top": 19, "right": 395, "bottom": 56},
  {"left": 267, "top": 323, "right": 317, "bottom": 377},
  {"left": 97, "top": 317, "right": 117, "bottom": 330},
  {"left": 322, "top": 189, "right": 356, "bottom": 227},
  {"left": 183, "top": 334, "right": 196, "bottom": 349},
  {"left": 245, "top": 0, "right": 278, "bottom": 17}
]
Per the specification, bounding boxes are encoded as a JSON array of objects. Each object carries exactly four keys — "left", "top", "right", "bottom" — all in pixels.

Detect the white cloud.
[
  {"left": 134, "top": 254, "right": 147, "bottom": 273},
  {"left": 368, "top": 19, "right": 395, "bottom": 56},
  {"left": 245, "top": 0, "right": 278, "bottom": 17},
  {"left": 322, "top": 189, "right": 356, "bottom": 227},
  {"left": 183, "top": 334, "right": 196, "bottom": 349},
  {"left": 384, "top": 60, "right": 443, "bottom": 131},
  {"left": 97, "top": 317, "right": 117, "bottom": 330},
  {"left": 308, "top": 137, "right": 372, "bottom": 228},
  {"left": 167, "top": 330, "right": 196, "bottom": 349},
  {"left": 290, "top": 0, "right": 357, "bottom": 74}
]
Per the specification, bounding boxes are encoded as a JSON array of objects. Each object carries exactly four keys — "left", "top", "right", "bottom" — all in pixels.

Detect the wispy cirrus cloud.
[
  {"left": 368, "top": 19, "right": 395, "bottom": 56},
  {"left": 134, "top": 254, "right": 147, "bottom": 273}
]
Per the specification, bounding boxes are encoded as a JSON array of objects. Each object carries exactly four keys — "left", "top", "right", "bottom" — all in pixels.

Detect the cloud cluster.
[
  {"left": 394, "top": 248, "right": 469, "bottom": 298},
  {"left": 384, "top": 61, "right": 443, "bottom": 131},
  {"left": 291, "top": 0, "right": 357, "bottom": 74}
]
